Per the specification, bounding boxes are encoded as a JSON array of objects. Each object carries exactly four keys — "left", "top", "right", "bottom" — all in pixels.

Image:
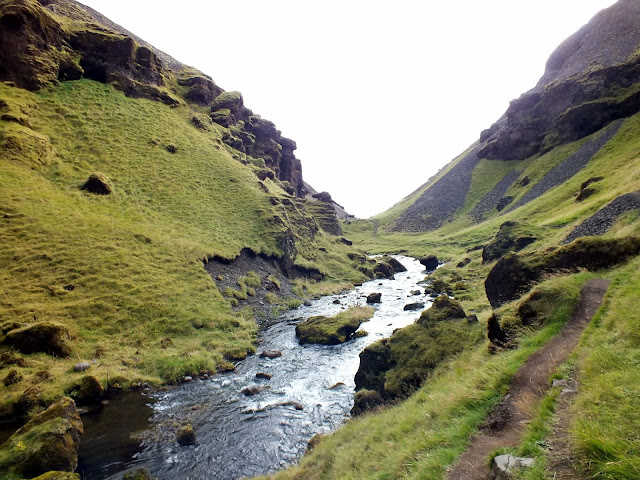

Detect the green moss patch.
[{"left": 295, "top": 306, "right": 374, "bottom": 345}]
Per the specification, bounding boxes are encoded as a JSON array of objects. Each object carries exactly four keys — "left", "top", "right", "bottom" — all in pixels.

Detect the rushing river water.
[{"left": 79, "top": 256, "right": 432, "bottom": 480}]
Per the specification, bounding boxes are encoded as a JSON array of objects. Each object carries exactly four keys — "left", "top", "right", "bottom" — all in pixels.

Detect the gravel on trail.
[{"left": 564, "top": 190, "right": 640, "bottom": 244}]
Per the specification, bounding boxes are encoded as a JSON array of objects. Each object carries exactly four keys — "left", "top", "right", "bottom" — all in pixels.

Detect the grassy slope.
[
  {"left": 0, "top": 80, "right": 364, "bottom": 411},
  {"left": 268, "top": 113, "right": 640, "bottom": 479}
]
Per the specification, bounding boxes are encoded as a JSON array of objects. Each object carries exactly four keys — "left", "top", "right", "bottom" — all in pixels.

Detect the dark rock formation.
[
  {"left": 485, "top": 236, "right": 640, "bottom": 307},
  {"left": 564, "top": 191, "right": 640, "bottom": 243},
  {"left": 482, "top": 221, "right": 538, "bottom": 263},
  {"left": 0, "top": 397, "right": 83, "bottom": 477},
  {"left": 66, "top": 375, "right": 104, "bottom": 405},
  {"left": 417, "top": 296, "right": 466, "bottom": 326},
  {"left": 351, "top": 389, "right": 384, "bottom": 416},
  {"left": 479, "top": 0, "right": 640, "bottom": 160},
  {"left": 4, "top": 321, "right": 71, "bottom": 357},
  {"left": 419, "top": 255, "right": 439, "bottom": 271},
  {"left": 81, "top": 172, "right": 113, "bottom": 195},
  {"left": 259, "top": 350, "right": 282, "bottom": 359},
  {"left": 383, "top": 256, "right": 407, "bottom": 273},
  {"left": 403, "top": 302, "right": 425, "bottom": 311},
  {"left": 176, "top": 424, "right": 196, "bottom": 446},
  {"left": 373, "top": 262, "right": 394, "bottom": 279},
  {"left": 366, "top": 292, "right": 382, "bottom": 304}
]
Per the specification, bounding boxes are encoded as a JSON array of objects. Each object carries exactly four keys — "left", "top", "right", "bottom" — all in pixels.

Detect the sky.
[{"left": 79, "top": 0, "right": 618, "bottom": 218}]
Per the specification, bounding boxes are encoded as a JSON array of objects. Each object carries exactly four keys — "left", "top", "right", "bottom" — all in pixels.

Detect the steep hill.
[
  {"left": 378, "top": 0, "right": 640, "bottom": 234},
  {"left": 277, "top": 2, "right": 640, "bottom": 479},
  {"left": 0, "top": 0, "right": 373, "bottom": 424}
]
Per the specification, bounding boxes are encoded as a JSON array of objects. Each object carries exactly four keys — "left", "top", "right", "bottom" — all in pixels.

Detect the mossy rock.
[
  {"left": 176, "top": 424, "right": 196, "bottom": 446},
  {"left": 485, "top": 236, "right": 640, "bottom": 307},
  {"left": 81, "top": 172, "right": 113, "bottom": 195},
  {"left": 351, "top": 389, "right": 384, "bottom": 416},
  {"left": 13, "top": 386, "right": 43, "bottom": 418},
  {"left": 0, "top": 397, "right": 83, "bottom": 478},
  {"left": 419, "top": 255, "right": 439, "bottom": 270},
  {"left": 417, "top": 296, "right": 466, "bottom": 326},
  {"left": 66, "top": 375, "right": 104, "bottom": 406},
  {"left": 4, "top": 321, "right": 71, "bottom": 357},
  {"left": 3, "top": 368, "right": 23, "bottom": 386},
  {"left": 373, "top": 262, "right": 394, "bottom": 279},
  {"left": 211, "top": 91, "right": 243, "bottom": 112},
  {"left": 382, "top": 256, "right": 407, "bottom": 273},
  {"left": 355, "top": 316, "right": 482, "bottom": 401},
  {"left": 295, "top": 306, "right": 374, "bottom": 345}
]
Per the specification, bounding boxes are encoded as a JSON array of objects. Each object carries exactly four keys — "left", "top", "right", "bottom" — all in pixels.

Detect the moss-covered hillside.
[{"left": 0, "top": 0, "right": 369, "bottom": 418}]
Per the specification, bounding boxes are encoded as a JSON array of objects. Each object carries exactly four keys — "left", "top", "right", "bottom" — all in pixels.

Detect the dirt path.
[{"left": 446, "top": 278, "right": 610, "bottom": 480}]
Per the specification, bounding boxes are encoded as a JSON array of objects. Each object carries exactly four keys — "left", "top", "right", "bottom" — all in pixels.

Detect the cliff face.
[
  {"left": 0, "top": 0, "right": 304, "bottom": 195},
  {"left": 388, "top": 0, "right": 640, "bottom": 232},
  {"left": 479, "top": 0, "right": 640, "bottom": 161}
]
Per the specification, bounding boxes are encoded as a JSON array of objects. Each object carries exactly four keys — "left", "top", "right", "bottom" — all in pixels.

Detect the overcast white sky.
[{"left": 79, "top": 0, "right": 617, "bottom": 217}]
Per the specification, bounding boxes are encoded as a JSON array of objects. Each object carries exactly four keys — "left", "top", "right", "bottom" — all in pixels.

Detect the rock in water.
[
  {"left": 366, "top": 292, "right": 382, "bottom": 304},
  {"left": 0, "top": 397, "right": 83, "bottom": 477},
  {"left": 419, "top": 255, "right": 439, "bottom": 270},
  {"left": 122, "top": 468, "right": 157, "bottom": 480},
  {"left": 259, "top": 350, "right": 282, "bottom": 359},
  {"left": 403, "top": 302, "right": 425, "bottom": 311},
  {"left": 176, "top": 424, "right": 196, "bottom": 446}
]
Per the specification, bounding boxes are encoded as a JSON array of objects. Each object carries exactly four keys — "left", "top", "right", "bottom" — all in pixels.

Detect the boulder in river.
[
  {"left": 259, "top": 350, "right": 282, "bottom": 359},
  {"left": 242, "top": 385, "right": 270, "bottom": 396},
  {"left": 295, "top": 306, "right": 374, "bottom": 345},
  {"left": 419, "top": 255, "right": 439, "bottom": 271},
  {"left": 176, "top": 424, "right": 196, "bottom": 446},
  {"left": 383, "top": 256, "right": 407, "bottom": 273},
  {"left": 403, "top": 302, "right": 425, "bottom": 311},
  {"left": 366, "top": 292, "right": 382, "bottom": 304}
]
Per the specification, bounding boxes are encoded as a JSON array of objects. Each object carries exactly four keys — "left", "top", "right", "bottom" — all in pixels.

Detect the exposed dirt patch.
[{"left": 446, "top": 278, "right": 610, "bottom": 480}]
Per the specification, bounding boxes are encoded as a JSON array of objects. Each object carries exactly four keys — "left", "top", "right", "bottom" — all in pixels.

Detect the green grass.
[{"left": 0, "top": 80, "right": 366, "bottom": 411}]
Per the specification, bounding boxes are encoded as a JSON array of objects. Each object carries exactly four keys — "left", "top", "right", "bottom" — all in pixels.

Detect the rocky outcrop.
[
  {"left": 564, "top": 190, "right": 640, "bottom": 243},
  {"left": 479, "top": 1, "right": 640, "bottom": 160},
  {"left": 0, "top": 0, "right": 308, "bottom": 197},
  {"left": 3, "top": 321, "right": 71, "bottom": 357},
  {"left": 354, "top": 298, "right": 480, "bottom": 401},
  {"left": 81, "top": 172, "right": 113, "bottom": 195},
  {"left": 505, "top": 120, "right": 622, "bottom": 212},
  {"left": 482, "top": 221, "right": 538, "bottom": 263},
  {"left": 485, "top": 236, "right": 640, "bottom": 307},
  {"left": 0, "top": 397, "right": 83, "bottom": 478}
]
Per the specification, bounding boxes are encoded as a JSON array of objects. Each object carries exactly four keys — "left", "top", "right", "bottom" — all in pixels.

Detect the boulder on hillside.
[
  {"left": 81, "top": 172, "right": 113, "bottom": 195},
  {"left": 66, "top": 375, "right": 104, "bottom": 406},
  {"left": 312, "top": 191, "right": 333, "bottom": 203},
  {"left": 0, "top": 397, "right": 83, "bottom": 478},
  {"left": 373, "top": 262, "right": 394, "bottom": 279},
  {"left": 4, "top": 322, "right": 71, "bottom": 357},
  {"left": 482, "top": 221, "right": 538, "bottom": 264},
  {"left": 419, "top": 255, "right": 439, "bottom": 271},
  {"left": 491, "top": 455, "right": 534, "bottom": 479},
  {"left": 417, "top": 296, "right": 466, "bottom": 326},
  {"left": 351, "top": 389, "right": 384, "bottom": 416}
]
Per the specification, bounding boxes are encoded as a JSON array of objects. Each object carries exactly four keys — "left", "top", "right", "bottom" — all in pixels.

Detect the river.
[{"left": 78, "top": 255, "right": 431, "bottom": 480}]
